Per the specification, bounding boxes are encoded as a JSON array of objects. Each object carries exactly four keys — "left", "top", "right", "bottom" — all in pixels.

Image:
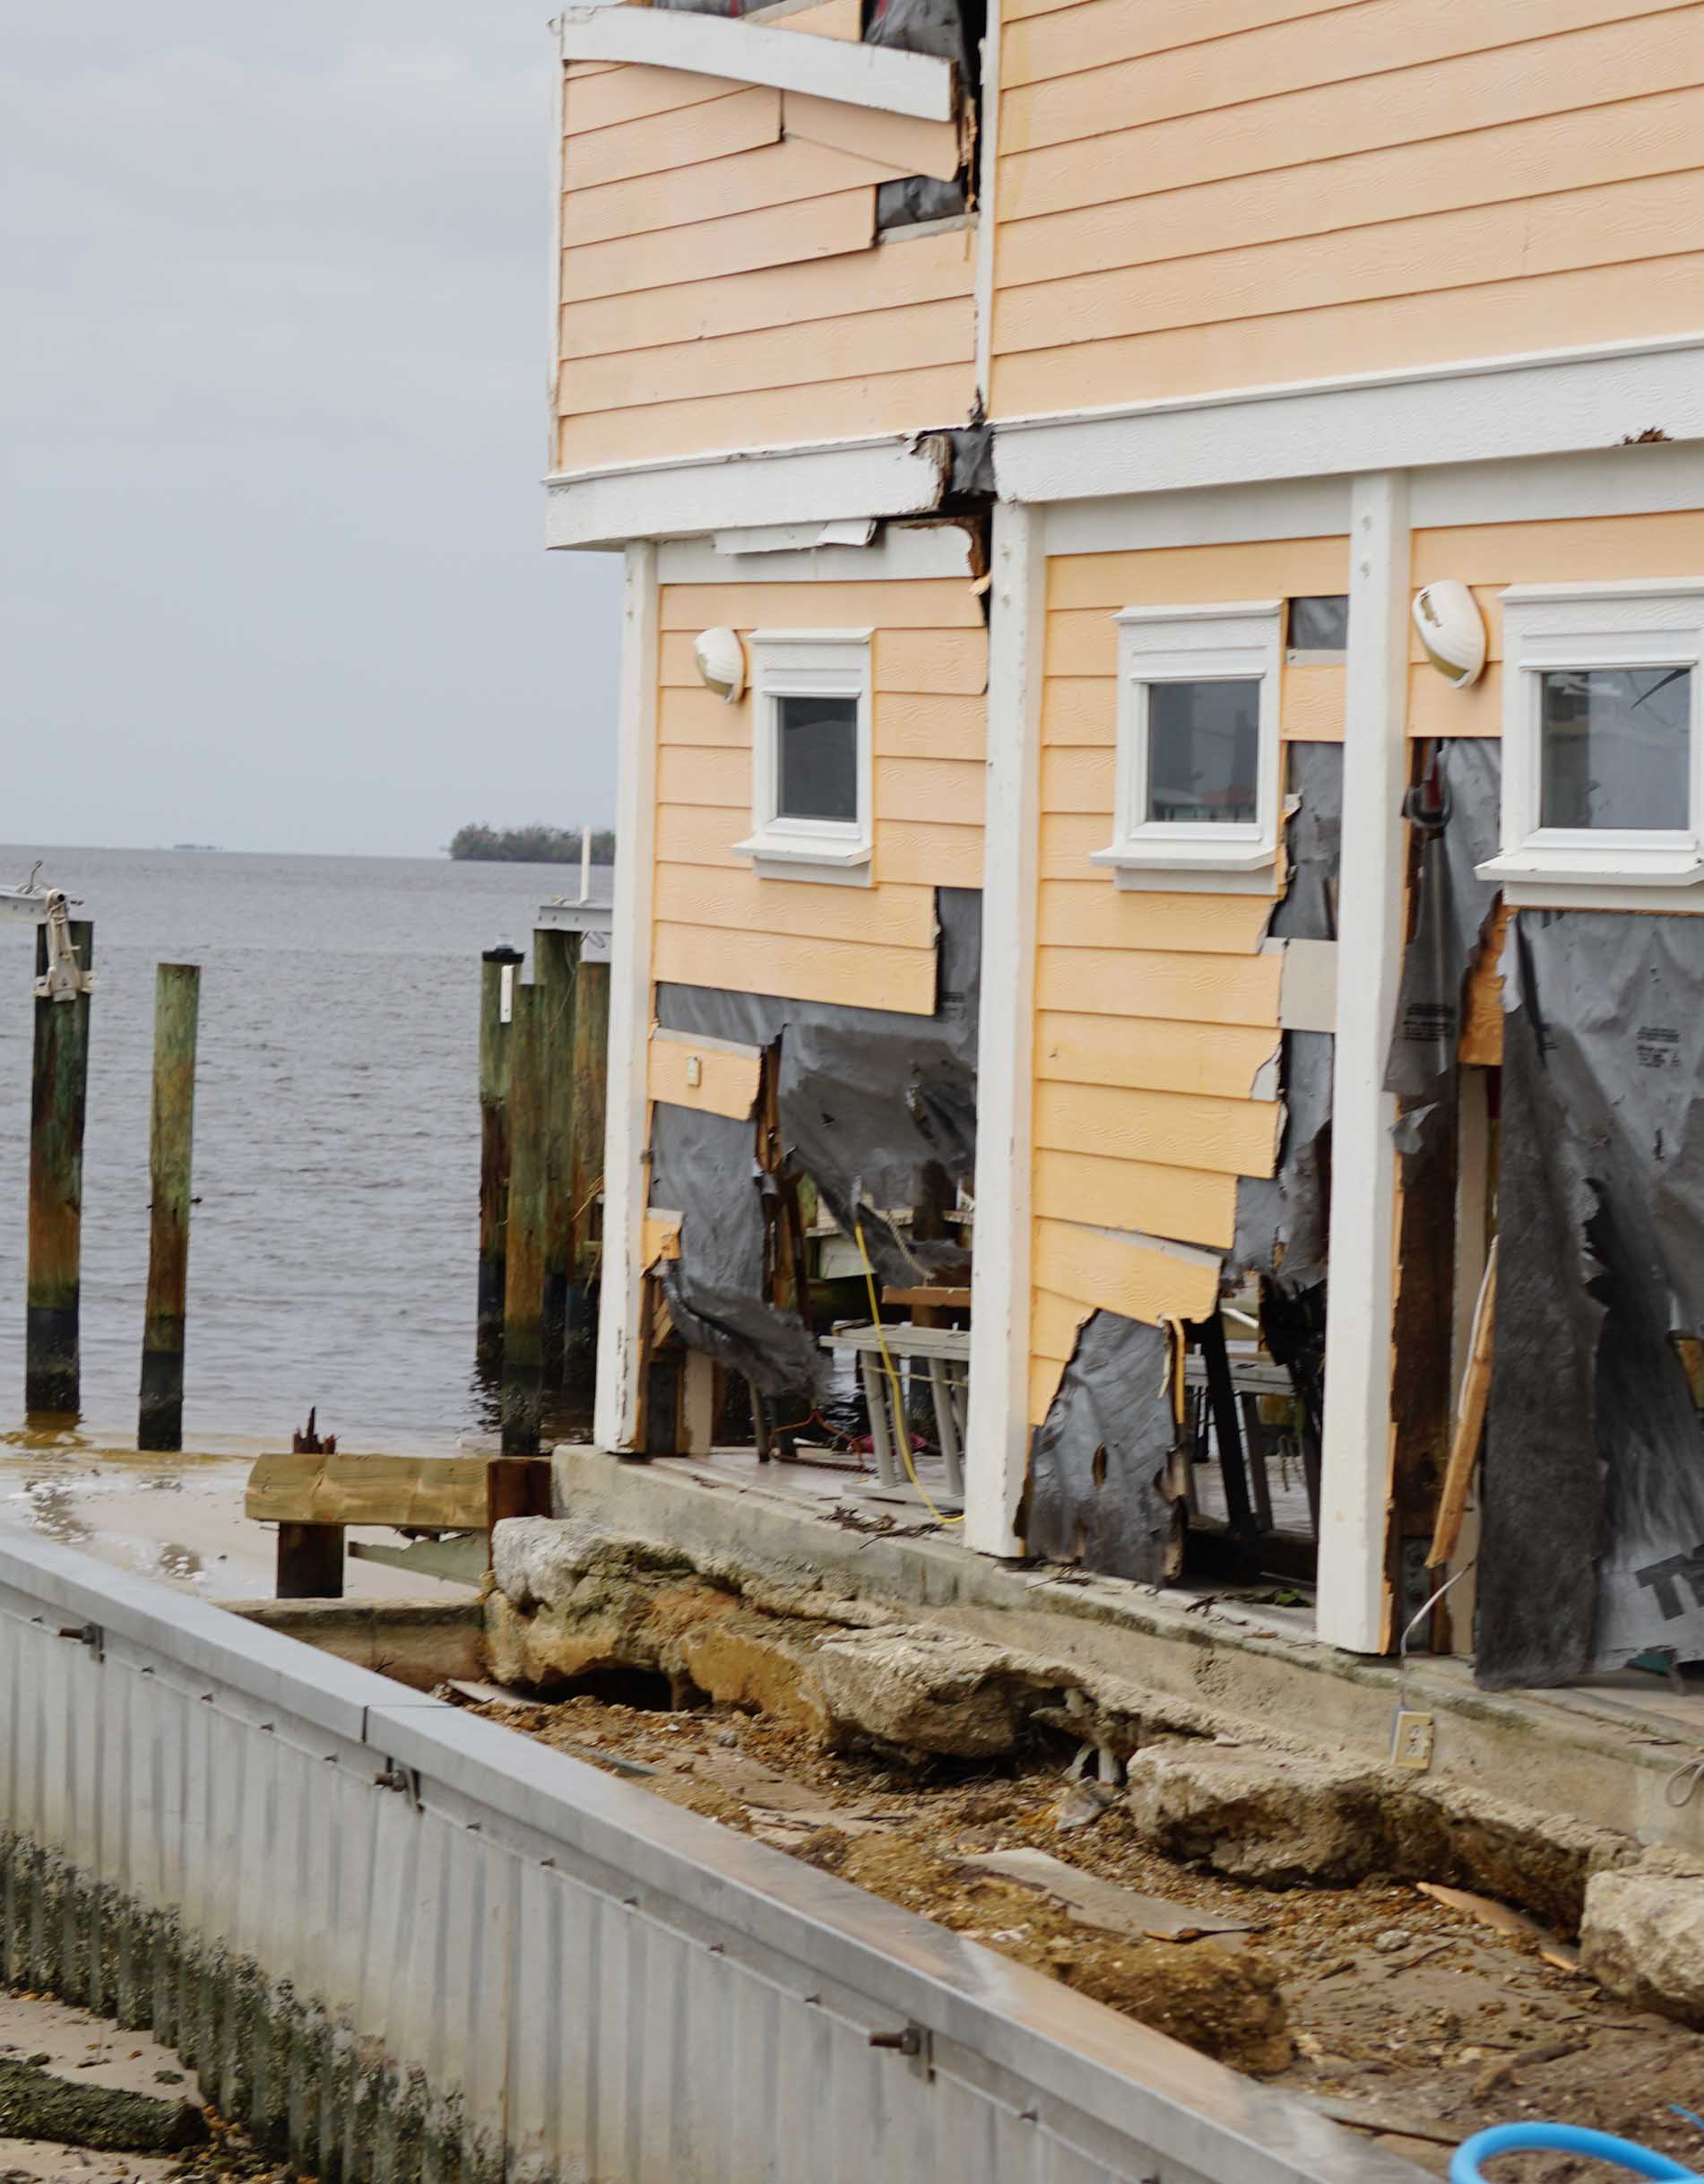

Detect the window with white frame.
[
  {"left": 1091, "top": 600, "right": 1283, "bottom": 892},
  {"left": 1479, "top": 581, "right": 1704, "bottom": 901},
  {"left": 734, "top": 628, "right": 873, "bottom": 885}
]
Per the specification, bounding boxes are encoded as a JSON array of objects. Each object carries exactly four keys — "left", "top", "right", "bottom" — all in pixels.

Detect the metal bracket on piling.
[
  {"left": 868, "top": 2023, "right": 934, "bottom": 2081},
  {"left": 32, "top": 894, "right": 95, "bottom": 1003}
]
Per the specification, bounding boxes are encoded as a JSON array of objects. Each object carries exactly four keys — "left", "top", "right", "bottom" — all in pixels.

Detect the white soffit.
[
  {"left": 557, "top": 4, "right": 956, "bottom": 120},
  {"left": 659, "top": 519, "right": 975, "bottom": 583}
]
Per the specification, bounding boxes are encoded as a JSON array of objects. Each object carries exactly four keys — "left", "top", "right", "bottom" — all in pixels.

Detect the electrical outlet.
[
  {"left": 1391, "top": 1708, "right": 1435, "bottom": 1771},
  {"left": 686, "top": 1053, "right": 703, "bottom": 1088}
]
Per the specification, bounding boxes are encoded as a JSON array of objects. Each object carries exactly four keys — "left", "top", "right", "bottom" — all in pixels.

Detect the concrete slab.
[{"left": 553, "top": 1445, "right": 1704, "bottom": 1860}]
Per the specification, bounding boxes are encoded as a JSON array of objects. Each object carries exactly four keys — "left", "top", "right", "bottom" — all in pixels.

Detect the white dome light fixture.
[
  {"left": 693, "top": 627, "right": 746, "bottom": 704},
  {"left": 1412, "top": 580, "right": 1488, "bottom": 689}
]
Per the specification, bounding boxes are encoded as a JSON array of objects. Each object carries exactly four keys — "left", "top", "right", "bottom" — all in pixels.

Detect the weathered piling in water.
[
  {"left": 534, "top": 928, "right": 578, "bottom": 1388},
  {"left": 26, "top": 918, "right": 92, "bottom": 1415},
  {"left": 565, "top": 945, "right": 610, "bottom": 1373},
  {"left": 501, "top": 982, "right": 546, "bottom": 1454},
  {"left": 477, "top": 945, "right": 523, "bottom": 1369},
  {"left": 138, "top": 964, "right": 201, "bottom": 1452}
]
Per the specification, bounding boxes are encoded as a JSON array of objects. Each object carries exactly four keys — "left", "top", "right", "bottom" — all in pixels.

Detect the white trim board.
[
  {"left": 964, "top": 500, "right": 1044, "bottom": 1560},
  {"left": 1409, "top": 443, "right": 1704, "bottom": 531},
  {"left": 1316, "top": 472, "right": 1411, "bottom": 1658},
  {"left": 970, "top": 0, "right": 1000, "bottom": 415},
  {"left": 545, "top": 434, "right": 950, "bottom": 551},
  {"left": 557, "top": 4, "right": 956, "bottom": 120},
  {"left": 994, "top": 334, "right": 1704, "bottom": 507},
  {"left": 593, "top": 541, "right": 661, "bottom": 1456},
  {"left": 657, "top": 519, "right": 977, "bottom": 585},
  {"left": 1048, "top": 478, "right": 1351, "bottom": 558}
]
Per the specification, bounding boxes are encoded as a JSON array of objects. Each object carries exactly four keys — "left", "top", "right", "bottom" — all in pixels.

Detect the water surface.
[{"left": 0, "top": 844, "right": 577, "bottom": 1451}]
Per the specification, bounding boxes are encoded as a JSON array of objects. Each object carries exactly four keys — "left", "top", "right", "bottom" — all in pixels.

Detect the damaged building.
[{"left": 543, "top": 0, "right": 1704, "bottom": 1692}]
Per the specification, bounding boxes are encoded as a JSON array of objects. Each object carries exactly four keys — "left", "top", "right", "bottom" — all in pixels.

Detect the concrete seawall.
[{"left": 0, "top": 1530, "right": 1423, "bottom": 2184}]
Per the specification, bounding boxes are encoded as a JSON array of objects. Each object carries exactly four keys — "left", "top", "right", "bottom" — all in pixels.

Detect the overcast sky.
[{"left": 4, "top": 3, "right": 621, "bottom": 858}]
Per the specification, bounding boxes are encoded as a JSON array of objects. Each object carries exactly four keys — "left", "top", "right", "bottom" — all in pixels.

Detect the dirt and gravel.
[{"left": 456, "top": 1684, "right": 1704, "bottom": 2182}]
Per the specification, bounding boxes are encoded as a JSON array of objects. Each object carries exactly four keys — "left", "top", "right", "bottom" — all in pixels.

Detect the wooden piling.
[
  {"left": 477, "top": 946, "right": 523, "bottom": 1369},
  {"left": 534, "top": 928, "right": 579, "bottom": 1388},
  {"left": 26, "top": 919, "right": 93, "bottom": 1416},
  {"left": 138, "top": 964, "right": 201, "bottom": 1452},
  {"left": 565, "top": 946, "right": 610, "bottom": 1371},
  {"left": 501, "top": 982, "right": 546, "bottom": 1454}
]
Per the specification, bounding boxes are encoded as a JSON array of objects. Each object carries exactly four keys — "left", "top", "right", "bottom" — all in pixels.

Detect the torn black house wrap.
[
  {"left": 1382, "top": 737, "right": 1502, "bottom": 1119},
  {"left": 1481, "top": 910, "right": 1704, "bottom": 1686},
  {"left": 1230, "top": 740, "right": 1342, "bottom": 1292},
  {"left": 647, "top": 888, "right": 981, "bottom": 1392},
  {"left": 1024, "top": 1313, "right": 1177, "bottom": 1583}
]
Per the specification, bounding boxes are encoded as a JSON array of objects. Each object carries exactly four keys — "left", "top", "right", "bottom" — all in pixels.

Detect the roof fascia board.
[{"left": 557, "top": 4, "right": 956, "bottom": 121}]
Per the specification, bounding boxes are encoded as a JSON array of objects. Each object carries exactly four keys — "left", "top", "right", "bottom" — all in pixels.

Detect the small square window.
[
  {"left": 1092, "top": 601, "right": 1284, "bottom": 893},
  {"left": 1479, "top": 581, "right": 1704, "bottom": 903},
  {"left": 777, "top": 694, "right": 860, "bottom": 824},
  {"left": 735, "top": 629, "right": 872, "bottom": 886},
  {"left": 1146, "top": 680, "right": 1261, "bottom": 825},
  {"left": 1538, "top": 667, "right": 1691, "bottom": 831}
]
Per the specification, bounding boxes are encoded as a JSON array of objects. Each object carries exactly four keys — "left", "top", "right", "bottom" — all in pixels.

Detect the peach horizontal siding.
[
  {"left": 990, "top": 0, "right": 1704, "bottom": 419},
  {"left": 1026, "top": 536, "right": 1345, "bottom": 1425},
  {"left": 557, "top": 58, "right": 975, "bottom": 470},
  {"left": 651, "top": 575, "right": 986, "bottom": 1018},
  {"left": 1406, "top": 507, "right": 1704, "bottom": 733}
]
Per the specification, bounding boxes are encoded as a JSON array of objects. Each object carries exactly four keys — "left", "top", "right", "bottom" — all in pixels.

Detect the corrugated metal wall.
[{"left": 0, "top": 1534, "right": 1420, "bottom": 2184}]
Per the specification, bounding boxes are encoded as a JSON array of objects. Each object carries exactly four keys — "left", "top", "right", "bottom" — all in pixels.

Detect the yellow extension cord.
[{"left": 854, "top": 1214, "right": 963, "bottom": 1528}]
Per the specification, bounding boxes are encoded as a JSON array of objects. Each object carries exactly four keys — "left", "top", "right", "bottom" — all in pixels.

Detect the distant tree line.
[{"left": 448, "top": 824, "right": 616, "bottom": 864}]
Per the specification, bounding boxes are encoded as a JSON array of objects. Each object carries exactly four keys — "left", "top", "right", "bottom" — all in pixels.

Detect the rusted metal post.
[
  {"left": 534, "top": 928, "right": 579, "bottom": 1389},
  {"left": 477, "top": 946, "right": 523, "bottom": 1370},
  {"left": 138, "top": 963, "right": 200, "bottom": 1452},
  {"left": 501, "top": 982, "right": 546, "bottom": 1454},
  {"left": 565, "top": 946, "right": 610, "bottom": 1375},
  {"left": 26, "top": 918, "right": 93, "bottom": 1416}
]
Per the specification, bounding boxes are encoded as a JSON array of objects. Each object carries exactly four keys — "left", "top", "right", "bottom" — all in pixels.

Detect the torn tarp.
[
  {"left": 650, "top": 888, "right": 980, "bottom": 1387},
  {"left": 1384, "top": 739, "right": 1501, "bottom": 1107},
  {"left": 1481, "top": 910, "right": 1704, "bottom": 1686},
  {"left": 1024, "top": 1313, "right": 1178, "bottom": 1582},
  {"left": 1231, "top": 741, "right": 1341, "bottom": 1291}
]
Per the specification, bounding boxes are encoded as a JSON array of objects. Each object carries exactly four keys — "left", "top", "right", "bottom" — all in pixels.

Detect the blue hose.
[{"left": 1452, "top": 2125, "right": 1700, "bottom": 2181}]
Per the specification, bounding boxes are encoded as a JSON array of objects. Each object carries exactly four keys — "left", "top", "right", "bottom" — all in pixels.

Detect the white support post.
[
  {"left": 964, "top": 499, "right": 1043, "bottom": 1557},
  {"left": 593, "top": 541, "right": 660, "bottom": 1454},
  {"left": 1316, "top": 470, "right": 1411, "bottom": 1654}
]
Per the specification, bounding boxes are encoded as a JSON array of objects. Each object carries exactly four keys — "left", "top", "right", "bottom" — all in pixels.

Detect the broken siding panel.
[
  {"left": 991, "top": 4, "right": 1704, "bottom": 414},
  {"left": 1406, "top": 507, "right": 1704, "bottom": 735},
  {"left": 783, "top": 91, "right": 964, "bottom": 180},
  {"left": 564, "top": 139, "right": 914, "bottom": 248},
  {"left": 649, "top": 1034, "right": 765, "bottom": 1122}
]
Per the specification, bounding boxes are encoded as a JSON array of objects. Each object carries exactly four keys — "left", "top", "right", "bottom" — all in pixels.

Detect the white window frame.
[
  {"left": 1091, "top": 600, "right": 1283, "bottom": 895},
  {"left": 1478, "top": 579, "right": 1704, "bottom": 906},
  {"left": 734, "top": 628, "right": 873, "bottom": 887}
]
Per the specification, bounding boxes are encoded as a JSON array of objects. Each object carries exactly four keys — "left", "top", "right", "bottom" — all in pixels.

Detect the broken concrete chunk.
[
  {"left": 1126, "top": 1744, "right": 1374, "bottom": 1887},
  {"left": 1581, "top": 1859, "right": 1704, "bottom": 2027},
  {"left": 811, "top": 1626, "right": 1040, "bottom": 1758}
]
